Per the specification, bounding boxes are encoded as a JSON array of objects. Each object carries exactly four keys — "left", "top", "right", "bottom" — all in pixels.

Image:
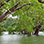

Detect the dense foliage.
[{"left": 0, "top": 0, "right": 44, "bottom": 35}]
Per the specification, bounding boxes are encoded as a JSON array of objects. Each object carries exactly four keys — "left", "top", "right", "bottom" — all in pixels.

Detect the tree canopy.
[{"left": 0, "top": 0, "right": 44, "bottom": 36}]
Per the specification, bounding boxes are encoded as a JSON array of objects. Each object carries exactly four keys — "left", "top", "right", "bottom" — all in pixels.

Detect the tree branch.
[
  {"left": 0, "top": 2, "right": 20, "bottom": 22},
  {"left": 0, "top": 0, "right": 10, "bottom": 8},
  {"left": 38, "top": 0, "right": 44, "bottom": 3},
  {"left": 15, "top": 3, "right": 32, "bottom": 11},
  {"left": 0, "top": 2, "right": 32, "bottom": 22}
]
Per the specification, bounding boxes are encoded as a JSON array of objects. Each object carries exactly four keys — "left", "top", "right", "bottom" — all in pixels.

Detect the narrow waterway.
[
  {"left": 0, "top": 34, "right": 23, "bottom": 44},
  {"left": 0, "top": 32, "right": 44, "bottom": 44}
]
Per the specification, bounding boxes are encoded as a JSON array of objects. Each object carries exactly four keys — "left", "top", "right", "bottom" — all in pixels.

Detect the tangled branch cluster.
[{"left": 0, "top": 0, "right": 44, "bottom": 22}]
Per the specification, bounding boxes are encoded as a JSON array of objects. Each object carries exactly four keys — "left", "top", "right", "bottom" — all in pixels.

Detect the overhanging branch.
[
  {"left": 0, "top": 2, "right": 20, "bottom": 22},
  {"left": 15, "top": 3, "right": 32, "bottom": 11},
  {"left": 0, "top": 2, "right": 32, "bottom": 22}
]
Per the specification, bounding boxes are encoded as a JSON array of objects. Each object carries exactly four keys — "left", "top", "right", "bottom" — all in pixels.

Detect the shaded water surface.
[{"left": 0, "top": 32, "right": 44, "bottom": 44}]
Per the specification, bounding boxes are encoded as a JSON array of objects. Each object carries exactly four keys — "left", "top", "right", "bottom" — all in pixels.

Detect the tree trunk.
[
  {"left": 34, "top": 29, "right": 39, "bottom": 36},
  {"left": 34, "top": 24, "right": 42, "bottom": 36}
]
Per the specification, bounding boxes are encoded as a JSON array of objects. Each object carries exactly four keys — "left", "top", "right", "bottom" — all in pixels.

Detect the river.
[{"left": 0, "top": 32, "right": 44, "bottom": 44}]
